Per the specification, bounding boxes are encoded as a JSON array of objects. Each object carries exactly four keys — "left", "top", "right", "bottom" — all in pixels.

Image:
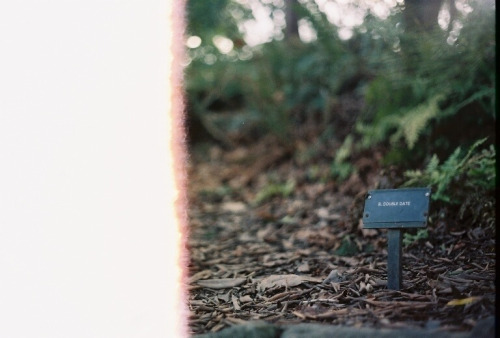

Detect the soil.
[{"left": 186, "top": 114, "right": 496, "bottom": 336}]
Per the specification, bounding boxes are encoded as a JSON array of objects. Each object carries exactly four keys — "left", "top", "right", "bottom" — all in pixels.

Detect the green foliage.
[
  {"left": 186, "top": 0, "right": 496, "bottom": 211},
  {"left": 357, "top": 1, "right": 495, "bottom": 160},
  {"left": 334, "top": 235, "right": 359, "bottom": 256},
  {"left": 199, "top": 185, "right": 234, "bottom": 203},
  {"left": 330, "top": 135, "right": 355, "bottom": 181},
  {"left": 187, "top": 0, "right": 251, "bottom": 44},
  {"left": 253, "top": 180, "right": 295, "bottom": 205},
  {"left": 403, "top": 229, "right": 428, "bottom": 248},
  {"left": 403, "top": 138, "right": 496, "bottom": 203},
  {"left": 327, "top": 1, "right": 496, "bottom": 186},
  {"left": 357, "top": 93, "right": 445, "bottom": 150},
  {"left": 186, "top": 0, "right": 363, "bottom": 140}
]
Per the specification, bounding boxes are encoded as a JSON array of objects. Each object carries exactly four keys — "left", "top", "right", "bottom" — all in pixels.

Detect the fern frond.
[{"left": 396, "top": 94, "right": 445, "bottom": 149}]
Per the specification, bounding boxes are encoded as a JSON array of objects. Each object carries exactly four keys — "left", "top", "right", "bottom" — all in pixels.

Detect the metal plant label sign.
[
  {"left": 362, "top": 188, "right": 431, "bottom": 290},
  {"left": 363, "top": 188, "right": 430, "bottom": 229}
]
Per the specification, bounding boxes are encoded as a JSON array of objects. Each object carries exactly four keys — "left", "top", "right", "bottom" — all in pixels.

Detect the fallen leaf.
[
  {"left": 231, "top": 294, "right": 241, "bottom": 311},
  {"left": 322, "top": 269, "right": 343, "bottom": 284},
  {"left": 359, "top": 281, "right": 366, "bottom": 292},
  {"left": 258, "top": 274, "right": 322, "bottom": 291},
  {"left": 331, "top": 282, "right": 341, "bottom": 293},
  {"left": 218, "top": 291, "right": 231, "bottom": 303},
  {"left": 292, "top": 311, "right": 306, "bottom": 319},
  {"left": 221, "top": 201, "right": 247, "bottom": 213},
  {"left": 316, "top": 207, "right": 340, "bottom": 220},
  {"left": 197, "top": 278, "right": 246, "bottom": 289},
  {"left": 189, "top": 270, "right": 212, "bottom": 284},
  {"left": 446, "top": 297, "right": 482, "bottom": 306},
  {"left": 239, "top": 295, "right": 253, "bottom": 303},
  {"left": 297, "top": 261, "right": 310, "bottom": 272}
]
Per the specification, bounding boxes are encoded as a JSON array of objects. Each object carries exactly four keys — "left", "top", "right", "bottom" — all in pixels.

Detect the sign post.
[{"left": 362, "top": 188, "right": 431, "bottom": 290}]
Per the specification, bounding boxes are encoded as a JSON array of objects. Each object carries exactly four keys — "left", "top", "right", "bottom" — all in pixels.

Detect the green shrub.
[
  {"left": 403, "top": 138, "right": 496, "bottom": 203},
  {"left": 357, "top": 1, "right": 495, "bottom": 162}
]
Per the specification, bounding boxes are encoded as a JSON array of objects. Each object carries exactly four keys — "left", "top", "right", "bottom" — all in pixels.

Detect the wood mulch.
[{"left": 186, "top": 136, "right": 496, "bottom": 336}]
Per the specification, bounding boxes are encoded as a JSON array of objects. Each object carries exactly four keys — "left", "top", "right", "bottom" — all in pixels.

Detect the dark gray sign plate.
[{"left": 363, "top": 188, "right": 431, "bottom": 229}]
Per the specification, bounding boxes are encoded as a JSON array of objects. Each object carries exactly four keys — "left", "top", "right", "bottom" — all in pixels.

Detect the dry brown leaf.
[
  {"left": 225, "top": 317, "right": 248, "bottom": 325},
  {"left": 197, "top": 278, "right": 246, "bottom": 289},
  {"left": 231, "top": 294, "right": 241, "bottom": 311},
  {"left": 221, "top": 201, "right": 247, "bottom": 213},
  {"left": 239, "top": 295, "right": 253, "bottom": 303},
  {"left": 331, "top": 282, "right": 341, "bottom": 293},
  {"left": 316, "top": 207, "right": 342, "bottom": 221},
  {"left": 295, "top": 308, "right": 350, "bottom": 319},
  {"left": 258, "top": 274, "right": 322, "bottom": 291},
  {"left": 292, "top": 311, "right": 306, "bottom": 319},
  {"left": 323, "top": 269, "right": 343, "bottom": 283},
  {"left": 189, "top": 270, "right": 213, "bottom": 284},
  {"left": 218, "top": 291, "right": 231, "bottom": 303},
  {"left": 297, "top": 261, "right": 310, "bottom": 272}
]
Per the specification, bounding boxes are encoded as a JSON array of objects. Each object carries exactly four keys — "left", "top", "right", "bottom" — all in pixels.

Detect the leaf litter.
[{"left": 187, "top": 133, "right": 495, "bottom": 335}]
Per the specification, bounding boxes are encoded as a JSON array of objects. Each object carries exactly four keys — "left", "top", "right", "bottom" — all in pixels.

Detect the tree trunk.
[
  {"left": 284, "top": 0, "right": 299, "bottom": 40},
  {"left": 403, "top": 0, "right": 444, "bottom": 32}
]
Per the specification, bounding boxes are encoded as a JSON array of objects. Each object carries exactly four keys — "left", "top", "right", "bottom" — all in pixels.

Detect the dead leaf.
[
  {"left": 189, "top": 270, "right": 212, "bottom": 284},
  {"left": 359, "top": 281, "right": 367, "bottom": 292},
  {"left": 446, "top": 297, "right": 482, "bottom": 306},
  {"left": 316, "top": 207, "right": 341, "bottom": 220},
  {"left": 221, "top": 201, "right": 247, "bottom": 213},
  {"left": 323, "top": 269, "right": 343, "bottom": 284},
  {"left": 258, "top": 274, "right": 322, "bottom": 291},
  {"left": 292, "top": 311, "right": 306, "bottom": 319},
  {"left": 239, "top": 295, "right": 253, "bottom": 303},
  {"left": 331, "top": 282, "right": 341, "bottom": 293},
  {"left": 218, "top": 291, "right": 231, "bottom": 303},
  {"left": 197, "top": 278, "right": 246, "bottom": 289},
  {"left": 231, "top": 294, "right": 241, "bottom": 311},
  {"left": 297, "top": 261, "right": 310, "bottom": 272}
]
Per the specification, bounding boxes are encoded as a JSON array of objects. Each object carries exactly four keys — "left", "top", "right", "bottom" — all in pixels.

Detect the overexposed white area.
[{"left": 0, "top": 1, "right": 184, "bottom": 337}]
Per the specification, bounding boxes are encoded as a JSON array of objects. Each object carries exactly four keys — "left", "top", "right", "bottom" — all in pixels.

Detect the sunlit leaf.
[{"left": 446, "top": 297, "right": 481, "bottom": 306}]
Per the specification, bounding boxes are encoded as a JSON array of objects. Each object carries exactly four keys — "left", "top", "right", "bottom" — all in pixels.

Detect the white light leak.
[
  {"left": 0, "top": 1, "right": 187, "bottom": 337},
  {"left": 186, "top": 35, "right": 202, "bottom": 48},
  {"left": 213, "top": 35, "right": 234, "bottom": 54}
]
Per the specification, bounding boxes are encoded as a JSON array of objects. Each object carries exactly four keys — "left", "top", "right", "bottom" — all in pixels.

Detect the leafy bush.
[
  {"left": 294, "top": 0, "right": 498, "bottom": 184},
  {"left": 331, "top": 1, "right": 495, "bottom": 181},
  {"left": 403, "top": 138, "right": 496, "bottom": 203}
]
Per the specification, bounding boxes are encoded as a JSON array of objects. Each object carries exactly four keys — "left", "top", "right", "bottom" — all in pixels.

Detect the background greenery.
[{"left": 185, "top": 0, "right": 495, "bottom": 230}]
